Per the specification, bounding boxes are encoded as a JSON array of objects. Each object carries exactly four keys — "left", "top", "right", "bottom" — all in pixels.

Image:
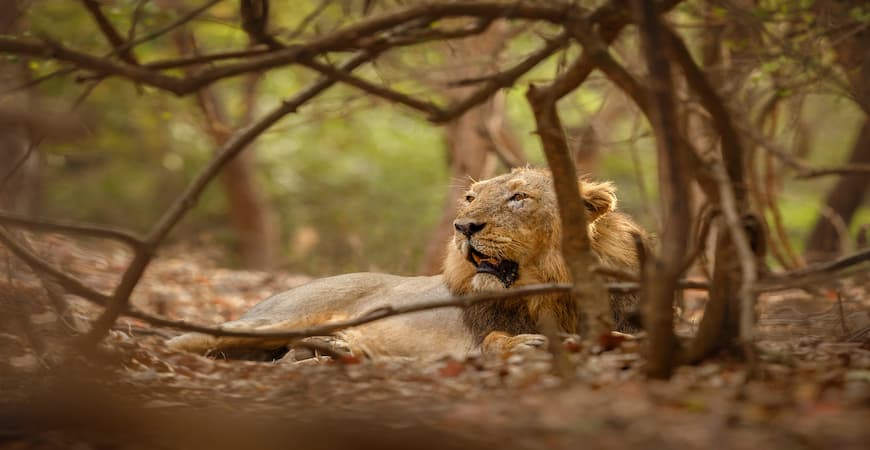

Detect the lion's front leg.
[{"left": 481, "top": 331, "right": 548, "bottom": 354}]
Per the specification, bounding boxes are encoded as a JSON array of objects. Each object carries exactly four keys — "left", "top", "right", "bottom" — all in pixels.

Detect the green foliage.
[{"left": 256, "top": 101, "right": 446, "bottom": 274}]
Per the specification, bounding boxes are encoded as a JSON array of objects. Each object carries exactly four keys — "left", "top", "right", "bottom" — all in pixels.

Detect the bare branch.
[
  {"left": 0, "top": 212, "right": 144, "bottom": 248},
  {"left": 0, "top": 36, "right": 186, "bottom": 93},
  {"left": 796, "top": 165, "right": 870, "bottom": 178},
  {"left": 434, "top": 32, "right": 569, "bottom": 122},
  {"left": 756, "top": 247, "right": 870, "bottom": 292},
  {"left": 298, "top": 58, "right": 445, "bottom": 116},
  {"left": 286, "top": 0, "right": 331, "bottom": 40},
  {"left": 143, "top": 47, "right": 273, "bottom": 70},
  {"left": 126, "top": 0, "right": 148, "bottom": 43},
  {"left": 384, "top": 17, "right": 495, "bottom": 46},
  {"left": 114, "top": 0, "right": 223, "bottom": 58}
]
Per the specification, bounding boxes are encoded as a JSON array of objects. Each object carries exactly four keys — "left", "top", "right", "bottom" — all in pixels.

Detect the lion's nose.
[{"left": 454, "top": 220, "right": 486, "bottom": 237}]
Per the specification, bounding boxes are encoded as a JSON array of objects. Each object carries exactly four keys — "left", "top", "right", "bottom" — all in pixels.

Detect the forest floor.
[{"left": 1, "top": 235, "right": 869, "bottom": 450}]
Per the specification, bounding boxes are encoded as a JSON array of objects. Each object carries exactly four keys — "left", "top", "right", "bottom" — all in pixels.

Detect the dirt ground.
[{"left": 1, "top": 235, "right": 868, "bottom": 450}]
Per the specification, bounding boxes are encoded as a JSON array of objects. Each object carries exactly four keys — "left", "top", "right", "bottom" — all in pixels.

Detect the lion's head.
[{"left": 442, "top": 168, "right": 646, "bottom": 336}]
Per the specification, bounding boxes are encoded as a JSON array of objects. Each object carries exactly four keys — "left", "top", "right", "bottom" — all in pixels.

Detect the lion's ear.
[{"left": 581, "top": 180, "right": 617, "bottom": 221}]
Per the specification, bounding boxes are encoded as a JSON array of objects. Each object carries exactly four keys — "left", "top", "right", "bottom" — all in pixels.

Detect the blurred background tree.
[{"left": 2, "top": 0, "right": 867, "bottom": 276}]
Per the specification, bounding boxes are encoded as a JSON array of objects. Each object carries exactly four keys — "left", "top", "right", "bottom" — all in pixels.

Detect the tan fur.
[
  {"left": 444, "top": 168, "right": 647, "bottom": 337},
  {"left": 168, "top": 168, "right": 647, "bottom": 360}
]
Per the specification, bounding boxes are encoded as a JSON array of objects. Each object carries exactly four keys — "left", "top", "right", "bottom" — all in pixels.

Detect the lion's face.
[{"left": 443, "top": 168, "right": 617, "bottom": 295}]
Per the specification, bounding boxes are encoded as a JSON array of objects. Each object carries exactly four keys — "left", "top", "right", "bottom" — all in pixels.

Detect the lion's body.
[
  {"left": 168, "top": 273, "right": 474, "bottom": 359},
  {"left": 168, "top": 168, "right": 648, "bottom": 359}
]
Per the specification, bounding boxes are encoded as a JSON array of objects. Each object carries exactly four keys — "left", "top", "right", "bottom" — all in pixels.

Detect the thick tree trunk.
[{"left": 805, "top": 120, "right": 870, "bottom": 260}]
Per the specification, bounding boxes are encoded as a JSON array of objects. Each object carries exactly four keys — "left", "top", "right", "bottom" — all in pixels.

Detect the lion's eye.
[{"left": 509, "top": 193, "right": 528, "bottom": 202}]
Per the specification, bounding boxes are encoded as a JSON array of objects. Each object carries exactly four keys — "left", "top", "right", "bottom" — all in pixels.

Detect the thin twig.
[
  {"left": 434, "top": 32, "right": 569, "bottom": 122},
  {"left": 286, "top": 0, "right": 332, "bottom": 40},
  {"left": 756, "top": 247, "right": 870, "bottom": 291},
  {"left": 384, "top": 17, "right": 495, "bottom": 46},
  {"left": 113, "top": 0, "right": 223, "bottom": 59},
  {"left": 795, "top": 165, "right": 870, "bottom": 178},
  {"left": 0, "top": 212, "right": 144, "bottom": 249},
  {"left": 143, "top": 48, "right": 273, "bottom": 70},
  {"left": 1, "top": 67, "right": 77, "bottom": 95},
  {"left": 297, "top": 57, "right": 444, "bottom": 116},
  {"left": 126, "top": 0, "right": 149, "bottom": 43}
]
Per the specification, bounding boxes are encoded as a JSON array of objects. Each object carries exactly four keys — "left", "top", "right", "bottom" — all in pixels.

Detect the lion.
[{"left": 167, "top": 168, "right": 647, "bottom": 360}]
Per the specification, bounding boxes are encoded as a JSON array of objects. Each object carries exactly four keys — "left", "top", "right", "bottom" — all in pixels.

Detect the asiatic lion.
[{"left": 168, "top": 168, "right": 647, "bottom": 360}]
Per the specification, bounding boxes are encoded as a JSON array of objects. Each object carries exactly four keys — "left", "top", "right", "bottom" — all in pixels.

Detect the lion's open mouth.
[{"left": 467, "top": 245, "right": 519, "bottom": 288}]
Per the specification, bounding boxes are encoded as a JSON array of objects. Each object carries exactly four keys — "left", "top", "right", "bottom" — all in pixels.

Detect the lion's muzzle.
[{"left": 467, "top": 244, "right": 519, "bottom": 288}]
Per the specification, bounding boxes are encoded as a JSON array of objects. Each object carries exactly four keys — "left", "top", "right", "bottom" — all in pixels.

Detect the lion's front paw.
[
  {"left": 506, "top": 333, "right": 548, "bottom": 352},
  {"left": 482, "top": 331, "right": 548, "bottom": 354}
]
